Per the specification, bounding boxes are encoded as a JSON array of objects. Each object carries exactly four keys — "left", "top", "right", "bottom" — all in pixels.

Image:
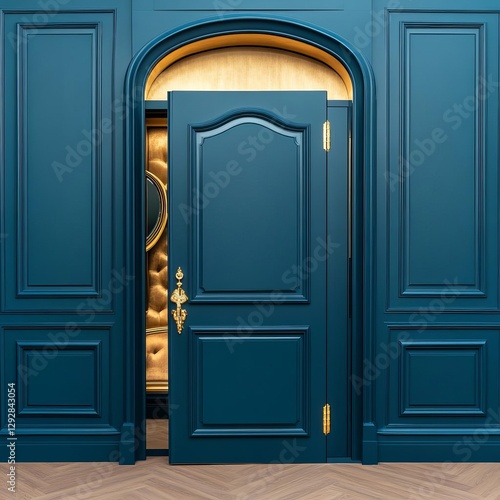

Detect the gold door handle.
[{"left": 170, "top": 267, "right": 188, "bottom": 334}]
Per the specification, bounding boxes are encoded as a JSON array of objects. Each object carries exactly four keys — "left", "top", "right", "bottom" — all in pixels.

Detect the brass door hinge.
[
  {"left": 323, "top": 120, "right": 331, "bottom": 152},
  {"left": 323, "top": 403, "right": 331, "bottom": 435}
]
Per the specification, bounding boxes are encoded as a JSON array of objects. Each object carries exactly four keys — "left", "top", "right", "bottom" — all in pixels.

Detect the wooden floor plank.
[{"left": 2, "top": 459, "right": 500, "bottom": 499}]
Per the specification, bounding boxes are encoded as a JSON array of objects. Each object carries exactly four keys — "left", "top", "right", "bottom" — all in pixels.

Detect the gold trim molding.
[
  {"left": 146, "top": 380, "right": 169, "bottom": 393},
  {"left": 145, "top": 170, "right": 167, "bottom": 252},
  {"left": 146, "top": 326, "right": 168, "bottom": 393}
]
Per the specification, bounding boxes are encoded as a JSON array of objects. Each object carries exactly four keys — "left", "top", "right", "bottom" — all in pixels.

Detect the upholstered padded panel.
[
  {"left": 145, "top": 237, "right": 168, "bottom": 387},
  {"left": 146, "top": 236, "right": 168, "bottom": 328},
  {"left": 145, "top": 134, "right": 168, "bottom": 390},
  {"left": 146, "top": 331, "right": 168, "bottom": 381}
]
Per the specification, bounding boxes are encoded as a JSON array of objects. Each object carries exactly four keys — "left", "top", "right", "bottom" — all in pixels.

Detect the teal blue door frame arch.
[{"left": 122, "top": 15, "right": 377, "bottom": 465}]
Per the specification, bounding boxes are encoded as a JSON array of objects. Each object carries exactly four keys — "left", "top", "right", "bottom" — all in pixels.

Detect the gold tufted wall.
[{"left": 146, "top": 126, "right": 168, "bottom": 392}]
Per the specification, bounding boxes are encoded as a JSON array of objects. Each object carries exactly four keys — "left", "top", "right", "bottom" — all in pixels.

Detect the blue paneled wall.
[
  {"left": 0, "top": 0, "right": 132, "bottom": 462},
  {"left": 374, "top": 3, "right": 500, "bottom": 462},
  {"left": 0, "top": 0, "right": 499, "bottom": 463}
]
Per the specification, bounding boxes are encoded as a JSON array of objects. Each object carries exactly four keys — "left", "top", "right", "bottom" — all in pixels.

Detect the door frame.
[{"left": 123, "top": 15, "right": 376, "bottom": 465}]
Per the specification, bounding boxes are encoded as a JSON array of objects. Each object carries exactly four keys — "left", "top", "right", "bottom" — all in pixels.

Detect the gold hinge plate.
[
  {"left": 323, "top": 403, "right": 331, "bottom": 435},
  {"left": 323, "top": 120, "right": 331, "bottom": 152}
]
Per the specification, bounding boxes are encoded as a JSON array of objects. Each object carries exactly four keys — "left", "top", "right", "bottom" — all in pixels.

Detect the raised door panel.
[
  {"left": 190, "top": 114, "right": 309, "bottom": 302},
  {"left": 190, "top": 328, "right": 309, "bottom": 436}
]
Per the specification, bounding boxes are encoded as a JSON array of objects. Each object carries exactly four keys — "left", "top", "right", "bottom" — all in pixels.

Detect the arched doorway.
[{"left": 123, "top": 17, "right": 375, "bottom": 465}]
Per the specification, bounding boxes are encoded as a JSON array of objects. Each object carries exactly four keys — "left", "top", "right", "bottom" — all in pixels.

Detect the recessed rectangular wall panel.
[
  {"left": 383, "top": 327, "right": 499, "bottom": 431},
  {"left": 400, "top": 342, "right": 485, "bottom": 416},
  {"left": 18, "top": 343, "right": 101, "bottom": 416},
  {"left": 2, "top": 13, "right": 115, "bottom": 313},
  {"left": 19, "top": 25, "right": 98, "bottom": 292},
  {"left": 1, "top": 327, "right": 110, "bottom": 427},
  {"left": 387, "top": 13, "right": 499, "bottom": 311},
  {"left": 189, "top": 328, "right": 310, "bottom": 436},
  {"left": 404, "top": 27, "right": 481, "bottom": 292}
]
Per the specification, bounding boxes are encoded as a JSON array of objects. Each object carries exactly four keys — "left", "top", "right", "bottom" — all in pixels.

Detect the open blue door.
[{"left": 168, "top": 91, "right": 329, "bottom": 463}]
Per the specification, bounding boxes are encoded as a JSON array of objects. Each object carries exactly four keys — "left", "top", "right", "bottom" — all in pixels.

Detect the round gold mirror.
[{"left": 146, "top": 170, "right": 167, "bottom": 251}]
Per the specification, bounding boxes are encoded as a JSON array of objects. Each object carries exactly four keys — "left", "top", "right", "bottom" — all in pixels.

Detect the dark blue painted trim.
[
  {"left": 362, "top": 423, "right": 378, "bottom": 465},
  {"left": 327, "top": 100, "right": 352, "bottom": 107},
  {"left": 145, "top": 100, "right": 169, "bottom": 110},
  {"left": 119, "top": 423, "right": 136, "bottom": 465},
  {"left": 124, "top": 13, "right": 376, "bottom": 464}
]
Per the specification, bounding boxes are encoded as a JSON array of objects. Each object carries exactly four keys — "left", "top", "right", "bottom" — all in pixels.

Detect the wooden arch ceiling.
[{"left": 145, "top": 34, "right": 353, "bottom": 99}]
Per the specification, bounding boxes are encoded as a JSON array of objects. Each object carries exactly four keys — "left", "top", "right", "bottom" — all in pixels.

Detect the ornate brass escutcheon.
[{"left": 170, "top": 267, "right": 188, "bottom": 334}]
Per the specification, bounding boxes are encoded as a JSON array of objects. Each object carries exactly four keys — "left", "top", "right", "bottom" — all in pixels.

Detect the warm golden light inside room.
[{"left": 145, "top": 35, "right": 353, "bottom": 100}]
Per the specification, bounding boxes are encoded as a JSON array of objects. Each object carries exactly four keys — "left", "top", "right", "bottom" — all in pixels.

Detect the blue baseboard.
[
  {"left": 379, "top": 439, "right": 500, "bottom": 462},
  {"left": 327, "top": 457, "right": 361, "bottom": 463},
  {"left": 362, "top": 423, "right": 378, "bottom": 464},
  {"left": 120, "top": 423, "right": 137, "bottom": 465},
  {"left": 1, "top": 441, "right": 121, "bottom": 462}
]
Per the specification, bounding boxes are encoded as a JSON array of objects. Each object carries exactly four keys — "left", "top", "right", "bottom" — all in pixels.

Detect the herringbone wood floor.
[
  {"left": 147, "top": 418, "right": 169, "bottom": 449},
  {"left": 2, "top": 459, "right": 500, "bottom": 499}
]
